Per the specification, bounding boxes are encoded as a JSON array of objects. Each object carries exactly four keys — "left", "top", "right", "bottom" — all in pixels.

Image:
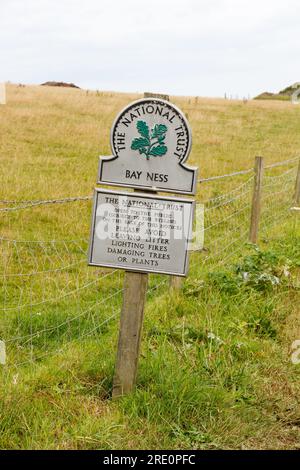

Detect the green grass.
[
  {"left": 0, "top": 85, "right": 299, "bottom": 449},
  {"left": 0, "top": 226, "right": 299, "bottom": 449}
]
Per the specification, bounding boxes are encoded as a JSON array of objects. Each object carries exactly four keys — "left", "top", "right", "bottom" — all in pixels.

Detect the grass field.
[{"left": 0, "top": 84, "right": 299, "bottom": 449}]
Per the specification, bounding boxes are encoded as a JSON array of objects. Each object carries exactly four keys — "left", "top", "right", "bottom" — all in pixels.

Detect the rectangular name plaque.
[{"left": 88, "top": 189, "right": 194, "bottom": 276}]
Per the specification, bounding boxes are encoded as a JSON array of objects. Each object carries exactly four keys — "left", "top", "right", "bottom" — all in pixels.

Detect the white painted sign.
[
  {"left": 98, "top": 98, "right": 197, "bottom": 194},
  {"left": 88, "top": 189, "right": 194, "bottom": 276}
]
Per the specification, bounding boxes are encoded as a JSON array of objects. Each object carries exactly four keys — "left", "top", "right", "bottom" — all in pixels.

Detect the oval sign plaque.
[{"left": 98, "top": 98, "right": 197, "bottom": 194}]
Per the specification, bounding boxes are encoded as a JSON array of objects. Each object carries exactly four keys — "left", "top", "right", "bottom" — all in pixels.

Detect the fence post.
[
  {"left": 112, "top": 271, "right": 148, "bottom": 398},
  {"left": 249, "top": 156, "right": 264, "bottom": 244},
  {"left": 170, "top": 275, "right": 184, "bottom": 290},
  {"left": 294, "top": 158, "right": 300, "bottom": 206},
  {"left": 0, "top": 83, "right": 6, "bottom": 105}
]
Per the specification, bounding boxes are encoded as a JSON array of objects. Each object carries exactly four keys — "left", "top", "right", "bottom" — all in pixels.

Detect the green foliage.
[
  {"left": 0, "top": 229, "right": 299, "bottom": 449},
  {"left": 151, "top": 124, "right": 167, "bottom": 139},
  {"left": 131, "top": 120, "right": 168, "bottom": 160},
  {"left": 247, "top": 314, "right": 277, "bottom": 339},
  {"left": 208, "top": 271, "right": 240, "bottom": 294},
  {"left": 208, "top": 246, "right": 292, "bottom": 294},
  {"left": 235, "top": 247, "right": 290, "bottom": 291},
  {"left": 130, "top": 137, "right": 150, "bottom": 157},
  {"left": 148, "top": 144, "right": 167, "bottom": 156},
  {"left": 137, "top": 120, "right": 149, "bottom": 138}
]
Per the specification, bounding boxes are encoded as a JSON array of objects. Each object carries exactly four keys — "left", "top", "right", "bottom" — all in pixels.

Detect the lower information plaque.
[{"left": 88, "top": 188, "right": 195, "bottom": 276}]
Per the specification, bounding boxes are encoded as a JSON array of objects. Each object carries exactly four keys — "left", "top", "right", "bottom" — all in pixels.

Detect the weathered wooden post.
[
  {"left": 170, "top": 275, "right": 184, "bottom": 290},
  {"left": 88, "top": 97, "right": 197, "bottom": 397},
  {"left": 0, "top": 83, "right": 6, "bottom": 105},
  {"left": 249, "top": 156, "right": 264, "bottom": 244},
  {"left": 144, "top": 92, "right": 170, "bottom": 101},
  {"left": 112, "top": 271, "right": 148, "bottom": 397},
  {"left": 293, "top": 158, "right": 300, "bottom": 206}
]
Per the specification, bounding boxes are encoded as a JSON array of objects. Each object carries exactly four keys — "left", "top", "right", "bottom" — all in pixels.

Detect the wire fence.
[
  {"left": 191, "top": 162, "right": 297, "bottom": 275},
  {"left": 0, "top": 158, "right": 298, "bottom": 368}
]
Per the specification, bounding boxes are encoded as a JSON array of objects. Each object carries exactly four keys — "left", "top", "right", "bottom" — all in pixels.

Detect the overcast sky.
[{"left": 1, "top": 0, "right": 300, "bottom": 97}]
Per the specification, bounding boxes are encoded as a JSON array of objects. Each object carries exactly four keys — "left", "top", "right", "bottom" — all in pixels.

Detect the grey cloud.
[{"left": 1, "top": 0, "right": 300, "bottom": 97}]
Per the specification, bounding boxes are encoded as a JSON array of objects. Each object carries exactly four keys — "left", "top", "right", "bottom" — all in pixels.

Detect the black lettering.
[
  {"left": 130, "top": 112, "right": 138, "bottom": 120},
  {"left": 147, "top": 172, "right": 154, "bottom": 181},
  {"left": 121, "top": 117, "right": 131, "bottom": 127},
  {"left": 146, "top": 105, "right": 154, "bottom": 114}
]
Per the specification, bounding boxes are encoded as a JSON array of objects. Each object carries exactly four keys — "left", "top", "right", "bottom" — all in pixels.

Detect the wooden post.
[
  {"left": 0, "top": 83, "right": 6, "bottom": 105},
  {"left": 95, "top": 95, "right": 195, "bottom": 399},
  {"left": 112, "top": 271, "right": 148, "bottom": 398},
  {"left": 170, "top": 275, "right": 184, "bottom": 290},
  {"left": 144, "top": 91, "right": 169, "bottom": 101},
  {"left": 294, "top": 158, "right": 300, "bottom": 206},
  {"left": 249, "top": 156, "right": 264, "bottom": 244}
]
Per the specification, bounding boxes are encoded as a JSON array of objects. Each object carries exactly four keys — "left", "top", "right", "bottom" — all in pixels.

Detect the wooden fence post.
[
  {"left": 0, "top": 83, "right": 6, "bottom": 105},
  {"left": 170, "top": 275, "right": 184, "bottom": 290},
  {"left": 249, "top": 156, "right": 264, "bottom": 244},
  {"left": 294, "top": 158, "right": 300, "bottom": 206},
  {"left": 112, "top": 271, "right": 148, "bottom": 398},
  {"left": 143, "top": 92, "right": 184, "bottom": 291}
]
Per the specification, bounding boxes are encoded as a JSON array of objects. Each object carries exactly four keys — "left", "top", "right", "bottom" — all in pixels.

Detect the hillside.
[
  {"left": 1, "top": 84, "right": 300, "bottom": 202},
  {"left": 0, "top": 84, "right": 299, "bottom": 450},
  {"left": 254, "top": 82, "right": 300, "bottom": 101}
]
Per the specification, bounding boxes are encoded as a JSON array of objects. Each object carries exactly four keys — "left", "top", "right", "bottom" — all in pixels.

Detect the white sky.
[{"left": 1, "top": 0, "right": 300, "bottom": 97}]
